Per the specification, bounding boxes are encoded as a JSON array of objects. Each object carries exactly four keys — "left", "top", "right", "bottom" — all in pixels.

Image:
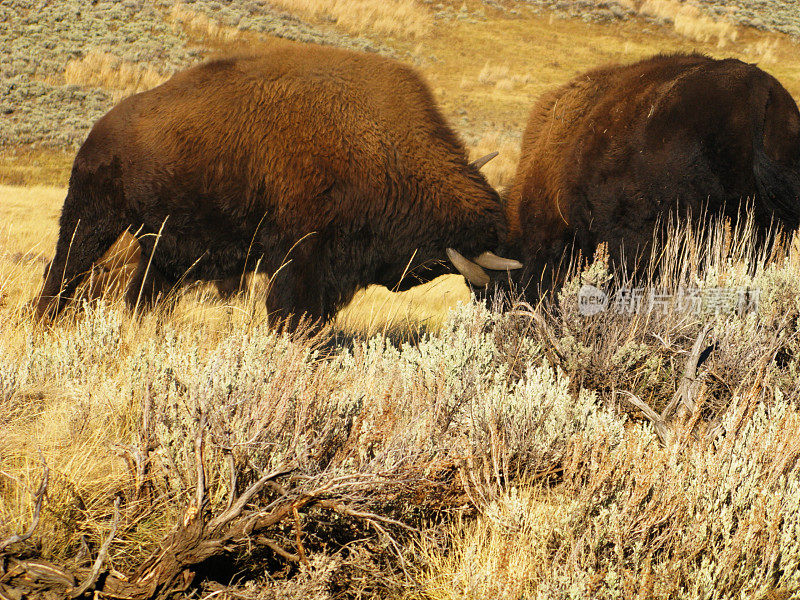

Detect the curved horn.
[
  {"left": 469, "top": 151, "right": 499, "bottom": 170},
  {"left": 446, "top": 248, "right": 490, "bottom": 287},
  {"left": 474, "top": 251, "right": 523, "bottom": 270}
]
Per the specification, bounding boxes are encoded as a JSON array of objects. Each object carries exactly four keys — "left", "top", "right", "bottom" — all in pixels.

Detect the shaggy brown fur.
[
  {"left": 504, "top": 53, "right": 800, "bottom": 298},
  {"left": 36, "top": 42, "right": 508, "bottom": 327}
]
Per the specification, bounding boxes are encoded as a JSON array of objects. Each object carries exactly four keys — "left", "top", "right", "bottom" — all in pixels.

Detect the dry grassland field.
[{"left": 3, "top": 1, "right": 800, "bottom": 598}]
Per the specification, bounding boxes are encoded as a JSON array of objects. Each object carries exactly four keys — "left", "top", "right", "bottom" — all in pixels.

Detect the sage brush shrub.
[
  {"left": 126, "top": 303, "right": 606, "bottom": 506},
  {"left": 540, "top": 398, "right": 800, "bottom": 599},
  {"left": 5, "top": 218, "right": 800, "bottom": 596},
  {"left": 1, "top": 0, "right": 196, "bottom": 147}
]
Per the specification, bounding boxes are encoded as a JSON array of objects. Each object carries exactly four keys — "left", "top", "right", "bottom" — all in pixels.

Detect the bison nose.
[{"left": 446, "top": 248, "right": 522, "bottom": 287}]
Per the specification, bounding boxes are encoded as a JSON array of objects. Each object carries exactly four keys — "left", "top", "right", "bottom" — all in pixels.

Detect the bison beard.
[
  {"left": 35, "top": 43, "right": 520, "bottom": 328},
  {"left": 503, "top": 53, "right": 800, "bottom": 300}
]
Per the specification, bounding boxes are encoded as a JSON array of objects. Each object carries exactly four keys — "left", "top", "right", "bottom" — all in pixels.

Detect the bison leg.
[
  {"left": 264, "top": 258, "right": 331, "bottom": 332},
  {"left": 36, "top": 215, "right": 125, "bottom": 319},
  {"left": 125, "top": 252, "right": 175, "bottom": 314}
]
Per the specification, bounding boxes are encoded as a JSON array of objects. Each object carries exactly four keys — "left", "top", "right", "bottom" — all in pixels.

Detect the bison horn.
[
  {"left": 446, "top": 248, "right": 490, "bottom": 287},
  {"left": 473, "top": 251, "right": 523, "bottom": 270},
  {"left": 469, "top": 151, "right": 499, "bottom": 170}
]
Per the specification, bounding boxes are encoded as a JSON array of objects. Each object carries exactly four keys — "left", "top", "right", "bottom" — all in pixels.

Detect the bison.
[
  {"left": 36, "top": 42, "right": 520, "bottom": 327},
  {"left": 504, "top": 53, "right": 800, "bottom": 299}
]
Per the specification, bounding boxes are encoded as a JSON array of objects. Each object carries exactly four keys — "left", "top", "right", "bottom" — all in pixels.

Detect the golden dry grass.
[
  {"left": 167, "top": 3, "right": 243, "bottom": 44},
  {"left": 467, "top": 134, "right": 520, "bottom": 192},
  {"left": 267, "top": 0, "right": 432, "bottom": 38},
  {"left": 335, "top": 275, "right": 469, "bottom": 336},
  {"left": 0, "top": 148, "right": 72, "bottom": 187},
  {"left": 64, "top": 51, "right": 170, "bottom": 101},
  {"left": 638, "top": 0, "right": 739, "bottom": 47}
]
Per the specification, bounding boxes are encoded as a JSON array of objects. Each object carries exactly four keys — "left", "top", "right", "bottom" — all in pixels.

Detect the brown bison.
[
  {"left": 35, "top": 42, "right": 520, "bottom": 326},
  {"left": 504, "top": 53, "right": 800, "bottom": 298}
]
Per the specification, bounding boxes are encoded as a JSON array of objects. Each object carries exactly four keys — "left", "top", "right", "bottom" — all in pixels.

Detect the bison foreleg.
[
  {"left": 264, "top": 259, "right": 331, "bottom": 332},
  {"left": 36, "top": 217, "right": 124, "bottom": 319},
  {"left": 125, "top": 253, "right": 176, "bottom": 315}
]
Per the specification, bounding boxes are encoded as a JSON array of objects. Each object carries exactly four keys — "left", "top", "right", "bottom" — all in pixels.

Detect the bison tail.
[{"left": 752, "top": 84, "right": 800, "bottom": 230}]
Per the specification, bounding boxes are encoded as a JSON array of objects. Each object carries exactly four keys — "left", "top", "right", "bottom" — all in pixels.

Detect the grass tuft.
[{"left": 267, "top": 0, "right": 433, "bottom": 38}]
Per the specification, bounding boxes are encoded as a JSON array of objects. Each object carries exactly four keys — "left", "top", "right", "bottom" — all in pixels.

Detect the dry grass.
[
  {"left": 467, "top": 61, "right": 532, "bottom": 92},
  {"left": 64, "top": 51, "right": 170, "bottom": 101},
  {"left": 335, "top": 275, "right": 469, "bottom": 337},
  {"left": 744, "top": 36, "right": 782, "bottom": 64},
  {"left": 638, "top": 0, "right": 739, "bottom": 48},
  {"left": 467, "top": 135, "right": 519, "bottom": 192},
  {"left": 167, "top": 3, "right": 243, "bottom": 44},
  {"left": 267, "top": 0, "right": 432, "bottom": 38},
  {"left": 0, "top": 149, "right": 72, "bottom": 188}
]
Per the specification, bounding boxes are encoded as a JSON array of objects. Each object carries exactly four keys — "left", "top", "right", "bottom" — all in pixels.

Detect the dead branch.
[
  {"left": 292, "top": 506, "right": 308, "bottom": 566},
  {"left": 113, "top": 444, "right": 151, "bottom": 502},
  {"left": 70, "top": 495, "right": 122, "bottom": 598},
  {"left": 0, "top": 462, "right": 49, "bottom": 553},
  {"left": 619, "top": 391, "right": 670, "bottom": 446},
  {"left": 0, "top": 458, "right": 419, "bottom": 600},
  {"left": 253, "top": 536, "right": 299, "bottom": 562},
  {"left": 621, "top": 323, "right": 714, "bottom": 446},
  {"left": 209, "top": 466, "right": 295, "bottom": 529},
  {"left": 248, "top": 459, "right": 289, "bottom": 497},
  {"left": 224, "top": 453, "right": 236, "bottom": 513},
  {"left": 359, "top": 513, "right": 414, "bottom": 583},
  {"left": 2, "top": 557, "right": 75, "bottom": 590},
  {"left": 194, "top": 413, "right": 207, "bottom": 513},
  {"left": 661, "top": 322, "right": 713, "bottom": 422}
]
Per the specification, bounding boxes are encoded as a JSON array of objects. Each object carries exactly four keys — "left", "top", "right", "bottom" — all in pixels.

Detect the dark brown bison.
[
  {"left": 504, "top": 53, "right": 800, "bottom": 298},
  {"left": 36, "top": 42, "right": 520, "bottom": 326}
]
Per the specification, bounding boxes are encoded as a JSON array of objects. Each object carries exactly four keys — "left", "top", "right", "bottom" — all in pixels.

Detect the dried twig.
[
  {"left": 363, "top": 515, "right": 414, "bottom": 583},
  {"left": 70, "top": 495, "right": 121, "bottom": 598},
  {"left": 622, "top": 323, "right": 714, "bottom": 446},
  {"left": 225, "top": 453, "right": 237, "bottom": 513},
  {"left": 661, "top": 322, "right": 714, "bottom": 422},
  {"left": 292, "top": 506, "right": 308, "bottom": 566},
  {"left": 254, "top": 536, "right": 300, "bottom": 562},
  {"left": 209, "top": 466, "right": 295, "bottom": 529},
  {"left": 0, "top": 462, "right": 49, "bottom": 553},
  {"left": 194, "top": 413, "right": 207, "bottom": 512},
  {"left": 619, "top": 391, "right": 670, "bottom": 446}
]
